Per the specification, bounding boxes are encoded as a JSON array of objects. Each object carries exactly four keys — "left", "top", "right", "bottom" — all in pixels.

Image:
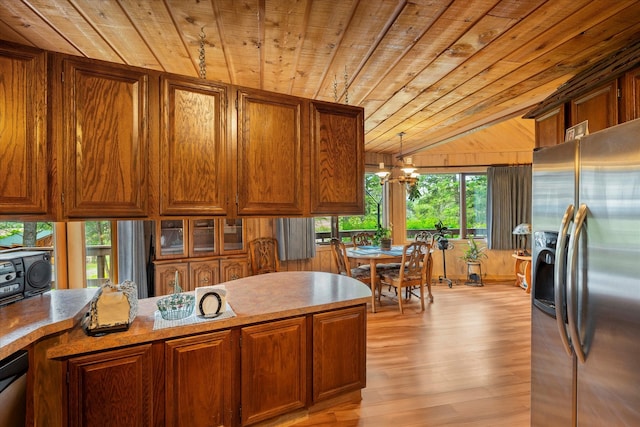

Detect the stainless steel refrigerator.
[{"left": 531, "top": 118, "right": 640, "bottom": 426}]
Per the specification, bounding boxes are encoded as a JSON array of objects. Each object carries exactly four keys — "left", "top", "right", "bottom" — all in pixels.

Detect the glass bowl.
[{"left": 157, "top": 293, "right": 195, "bottom": 320}]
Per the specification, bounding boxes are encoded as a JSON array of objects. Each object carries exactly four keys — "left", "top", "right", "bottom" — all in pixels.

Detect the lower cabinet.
[
  {"left": 67, "top": 345, "right": 153, "bottom": 427},
  {"left": 155, "top": 256, "right": 248, "bottom": 295},
  {"left": 165, "top": 330, "right": 236, "bottom": 427},
  {"left": 64, "top": 305, "right": 365, "bottom": 427},
  {"left": 312, "top": 305, "right": 366, "bottom": 402},
  {"left": 241, "top": 317, "right": 307, "bottom": 426}
]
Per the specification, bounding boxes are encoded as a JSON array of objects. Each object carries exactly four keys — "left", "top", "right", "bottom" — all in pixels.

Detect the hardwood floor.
[{"left": 295, "top": 281, "right": 532, "bottom": 426}]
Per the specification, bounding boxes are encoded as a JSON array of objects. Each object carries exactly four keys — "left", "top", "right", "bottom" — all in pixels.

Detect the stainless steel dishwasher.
[{"left": 0, "top": 349, "right": 28, "bottom": 427}]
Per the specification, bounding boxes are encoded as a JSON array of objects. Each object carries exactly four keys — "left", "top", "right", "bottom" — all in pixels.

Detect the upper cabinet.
[
  {"left": 310, "top": 101, "right": 364, "bottom": 215},
  {"left": 0, "top": 43, "right": 48, "bottom": 217},
  {"left": 160, "top": 76, "right": 228, "bottom": 216},
  {"left": 236, "top": 88, "right": 307, "bottom": 216},
  {"left": 56, "top": 57, "right": 151, "bottom": 218},
  {"left": 570, "top": 80, "right": 618, "bottom": 133}
]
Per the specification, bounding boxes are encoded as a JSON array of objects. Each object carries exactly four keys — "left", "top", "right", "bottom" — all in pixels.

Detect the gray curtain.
[
  {"left": 487, "top": 165, "right": 532, "bottom": 250},
  {"left": 276, "top": 218, "right": 317, "bottom": 261},
  {"left": 117, "top": 220, "right": 148, "bottom": 298}
]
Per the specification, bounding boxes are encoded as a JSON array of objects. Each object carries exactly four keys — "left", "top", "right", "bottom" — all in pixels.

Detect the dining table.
[{"left": 346, "top": 245, "right": 405, "bottom": 313}]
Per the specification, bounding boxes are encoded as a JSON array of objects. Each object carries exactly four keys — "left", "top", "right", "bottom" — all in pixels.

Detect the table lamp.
[{"left": 513, "top": 223, "right": 532, "bottom": 255}]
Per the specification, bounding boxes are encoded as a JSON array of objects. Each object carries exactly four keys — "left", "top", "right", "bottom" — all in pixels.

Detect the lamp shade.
[{"left": 512, "top": 223, "right": 531, "bottom": 235}]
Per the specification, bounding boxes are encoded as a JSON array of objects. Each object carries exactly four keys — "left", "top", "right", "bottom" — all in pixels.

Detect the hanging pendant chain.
[{"left": 199, "top": 27, "right": 206, "bottom": 79}]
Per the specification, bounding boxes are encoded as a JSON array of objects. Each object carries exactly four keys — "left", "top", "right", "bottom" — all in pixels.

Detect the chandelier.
[{"left": 376, "top": 132, "right": 420, "bottom": 187}]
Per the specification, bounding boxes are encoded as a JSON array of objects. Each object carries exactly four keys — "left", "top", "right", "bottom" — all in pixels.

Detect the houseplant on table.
[
  {"left": 461, "top": 236, "right": 487, "bottom": 286},
  {"left": 373, "top": 225, "right": 392, "bottom": 250}
]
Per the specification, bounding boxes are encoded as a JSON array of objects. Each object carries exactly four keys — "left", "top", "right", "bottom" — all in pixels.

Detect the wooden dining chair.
[
  {"left": 351, "top": 232, "right": 374, "bottom": 247},
  {"left": 414, "top": 231, "right": 435, "bottom": 245},
  {"left": 379, "top": 241, "right": 434, "bottom": 313},
  {"left": 330, "top": 238, "right": 372, "bottom": 283},
  {"left": 248, "top": 237, "right": 281, "bottom": 275}
]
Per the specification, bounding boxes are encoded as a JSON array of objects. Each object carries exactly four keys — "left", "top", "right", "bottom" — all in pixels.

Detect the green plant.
[
  {"left": 461, "top": 236, "right": 488, "bottom": 263},
  {"left": 373, "top": 226, "right": 391, "bottom": 245}
]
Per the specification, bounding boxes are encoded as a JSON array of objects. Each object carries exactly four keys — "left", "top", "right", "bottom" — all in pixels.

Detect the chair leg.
[
  {"left": 427, "top": 279, "right": 434, "bottom": 302},
  {"left": 419, "top": 282, "right": 425, "bottom": 311},
  {"left": 397, "top": 285, "right": 404, "bottom": 314}
]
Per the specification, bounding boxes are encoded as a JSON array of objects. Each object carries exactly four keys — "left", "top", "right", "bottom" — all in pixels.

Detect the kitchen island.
[{"left": 7, "top": 271, "right": 371, "bottom": 427}]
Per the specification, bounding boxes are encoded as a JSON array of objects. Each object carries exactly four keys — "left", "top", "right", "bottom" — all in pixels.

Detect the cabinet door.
[
  {"left": 160, "top": 77, "right": 227, "bottom": 215},
  {"left": 535, "top": 106, "right": 565, "bottom": 148},
  {"left": 621, "top": 67, "right": 640, "bottom": 122},
  {"left": 190, "top": 218, "right": 217, "bottom": 258},
  {"left": 220, "top": 218, "right": 245, "bottom": 254},
  {"left": 156, "top": 219, "right": 188, "bottom": 260},
  {"left": 190, "top": 259, "right": 220, "bottom": 289},
  {"left": 67, "top": 345, "right": 153, "bottom": 427},
  {"left": 236, "top": 89, "right": 307, "bottom": 216},
  {"left": 219, "top": 257, "right": 248, "bottom": 282},
  {"left": 165, "top": 331, "right": 236, "bottom": 427},
  {"left": 570, "top": 81, "right": 618, "bottom": 133},
  {"left": 155, "top": 263, "right": 188, "bottom": 296},
  {"left": 62, "top": 59, "right": 149, "bottom": 217},
  {"left": 312, "top": 306, "right": 366, "bottom": 402},
  {"left": 0, "top": 44, "right": 48, "bottom": 215},
  {"left": 241, "top": 317, "right": 306, "bottom": 425},
  {"left": 310, "top": 101, "right": 364, "bottom": 215}
]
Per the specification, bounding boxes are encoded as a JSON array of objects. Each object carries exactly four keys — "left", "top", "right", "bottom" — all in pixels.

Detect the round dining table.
[{"left": 346, "top": 245, "right": 405, "bottom": 313}]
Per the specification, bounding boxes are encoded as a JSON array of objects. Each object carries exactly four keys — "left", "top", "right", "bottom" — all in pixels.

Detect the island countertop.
[
  {"left": 47, "top": 271, "right": 371, "bottom": 359},
  {"left": 0, "top": 288, "right": 98, "bottom": 360}
]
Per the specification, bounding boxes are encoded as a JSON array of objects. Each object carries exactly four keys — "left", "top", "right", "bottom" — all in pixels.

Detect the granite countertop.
[
  {"left": 0, "top": 288, "right": 98, "bottom": 360},
  {"left": 47, "top": 271, "right": 371, "bottom": 359}
]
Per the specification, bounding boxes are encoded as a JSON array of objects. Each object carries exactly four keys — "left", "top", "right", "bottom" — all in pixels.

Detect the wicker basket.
[{"left": 156, "top": 292, "right": 195, "bottom": 320}]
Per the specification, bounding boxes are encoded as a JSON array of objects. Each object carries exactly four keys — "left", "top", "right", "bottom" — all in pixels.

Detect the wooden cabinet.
[
  {"left": 621, "top": 67, "right": 640, "bottom": 122},
  {"left": 534, "top": 106, "right": 565, "bottom": 148},
  {"left": 165, "top": 331, "right": 236, "bottom": 427},
  {"left": 220, "top": 257, "right": 249, "bottom": 282},
  {"left": 190, "top": 258, "right": 220, "bottom": 289},
  {"left": 236, "top": 88, "right": 307, "bottom": 216},
  {"left": 67, "top": 344, "right": 153, "bottom": 427},
  {"left": 312, "top": 306, "right": 366, "bottom": 402},
  {"left": 59, "top": 57, "right": 150, "bottom": 218},
  {"left": 310, "top": 101, "right": 364, "bottom": 215},
  {"left": 160, "top": 76, "right": 228, "bottom": 215},
  {"left": 570, "top": 80, "right": 618, "bottom": 134},
  {"left": 154, "top": 262, "right": 189, "bottom": 295},
  {"left": 0, "top": 43, "right": 48, "bottom": 216},
  {"left": 241, "top": 317, "right": 307, "bottom": 425}
]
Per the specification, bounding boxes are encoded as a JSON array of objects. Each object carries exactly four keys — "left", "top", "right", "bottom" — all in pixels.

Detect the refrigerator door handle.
[
  {"left": 567, "top": 203, "right": 588, "bottom": 363},
  {"left": 554, "top": 204, "right": 575, "bottom": 357}
]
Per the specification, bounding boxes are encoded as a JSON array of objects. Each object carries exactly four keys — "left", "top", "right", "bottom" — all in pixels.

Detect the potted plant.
[
  {"left": 434, "top": 220, "right": 450, "bottom": 251},
  {"left": 374, "top": 225, "right": 392, "bottom": 250},
  {"left": 461, "top": 236, "right": 487, "bottom": 285}
]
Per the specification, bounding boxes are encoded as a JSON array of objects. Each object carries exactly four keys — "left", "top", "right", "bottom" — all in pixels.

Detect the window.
[
  {"left": 315, "top": 173, "right": 382, "bottom": 243},
  {"left": 406, "top": 173, "right": 487, "bottom": 239},
  {"left": 84, "top": 221, "right": 113, "bottom": 287}
]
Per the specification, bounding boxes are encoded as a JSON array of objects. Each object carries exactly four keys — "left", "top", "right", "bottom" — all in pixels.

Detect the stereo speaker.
[{"left": 22, "top": 252, "right": 52, "bottom": 296}]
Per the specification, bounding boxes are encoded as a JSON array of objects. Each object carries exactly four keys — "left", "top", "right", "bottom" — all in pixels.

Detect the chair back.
[
  {"left": 330, "top": 238, "right": 351, "bottom": 276},
  {"left": 414, "top": 231, "right": 434, "bottom": 245},
  {"left": 351, "top": 232, "right": 374, "bottom": 247},
  {"left": 399, "top": 241, "right": 429, "bottom": 282},
  {"left": 248, "top": 237, "right": 280, "bottom": 275}
]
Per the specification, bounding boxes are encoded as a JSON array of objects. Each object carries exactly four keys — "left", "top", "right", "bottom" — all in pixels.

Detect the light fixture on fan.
[{"left": 377, "top": 132, "right": 420, "bottom": 187}]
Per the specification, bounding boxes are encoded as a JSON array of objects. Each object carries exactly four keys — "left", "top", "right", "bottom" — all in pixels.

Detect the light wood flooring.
[{"left": 294, "top": 281, "right": 532, "bottom": 427}]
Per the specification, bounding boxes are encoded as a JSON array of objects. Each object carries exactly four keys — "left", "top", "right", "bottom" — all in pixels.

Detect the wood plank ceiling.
[{"left": 1, "top": 0, "right": 639, "bottom": 159}]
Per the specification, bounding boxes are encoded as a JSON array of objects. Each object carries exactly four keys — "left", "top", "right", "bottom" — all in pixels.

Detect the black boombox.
[{"left": 0, "top": 251, "right": 52, "bottom": 306}]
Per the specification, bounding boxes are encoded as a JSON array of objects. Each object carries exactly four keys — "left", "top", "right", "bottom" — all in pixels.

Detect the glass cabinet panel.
[
  {"left": 190, "top": 219, "right": 216, "bottom": 257},
  {"left": 157, "top": 220, "right": 187, "bottom": 259},
  {"left": 222, "top": 218, "right": 245, "bottom": 253}
]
